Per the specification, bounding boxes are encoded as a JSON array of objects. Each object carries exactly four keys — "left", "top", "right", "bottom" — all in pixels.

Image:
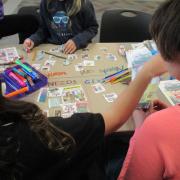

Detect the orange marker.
[{"left": 5, "top": 87, "right": 28, "bottom": 98}]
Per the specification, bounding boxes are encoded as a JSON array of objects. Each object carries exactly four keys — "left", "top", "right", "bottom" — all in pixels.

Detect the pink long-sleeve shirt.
[{"left": 118, "top": 105, "right": 180, "bottom": 180}]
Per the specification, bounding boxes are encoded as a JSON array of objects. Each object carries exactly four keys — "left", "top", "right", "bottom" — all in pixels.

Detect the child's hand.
[
  {"left": 142, "top": 54, "right": 167, "bottom": 78},
  {"left": 149, "top": 99, "right": 169, "bottom": 113},
  {"left": 64, "top": 39, "right": 77, "bottom": 54},
  {"left": 23, "top": 38, "right": 34, "bottom": 52},
  {"left": 133, "top": 99, "right": 169, "bottom": 128}
]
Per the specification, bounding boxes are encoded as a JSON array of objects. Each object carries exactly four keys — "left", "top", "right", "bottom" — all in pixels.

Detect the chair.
[
  {"left": 100, "top": 9, "right": 152, "bottom": 42},
  {"left": 17, "top": 6, "right": 40, "bottom": 43},
  {"left": 17, "top": 6, "right": 40, "bottom": 22}
]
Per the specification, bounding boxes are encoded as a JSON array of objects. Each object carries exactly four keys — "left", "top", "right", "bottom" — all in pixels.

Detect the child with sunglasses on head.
[{"left": 23, "top": 0, "right": 98, "bottom": 54}]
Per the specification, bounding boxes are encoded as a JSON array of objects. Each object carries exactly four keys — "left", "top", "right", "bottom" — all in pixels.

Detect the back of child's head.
[
  {"left": 150, "top": 0, "right": 180, "bottom": 62},
  {"left": 0, "top": 81, "right": 22, "bottom": 179},
  {"left": 0, "top": 81, "right": 75, "bottom": 179}
]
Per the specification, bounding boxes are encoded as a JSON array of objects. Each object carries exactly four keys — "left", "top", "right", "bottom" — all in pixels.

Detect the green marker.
[
  {"left": 15, "top": 59, "right": 32, "bottom": 72},
  {"left": 15, "top": 58, "right": 39, "bottom": 79}
]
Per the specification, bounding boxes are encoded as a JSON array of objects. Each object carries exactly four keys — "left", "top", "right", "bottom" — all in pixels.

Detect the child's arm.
[
  {"left": 28, "top": 1, "right": 49, "bottom": 46},
  {"left": 102, "top": 54, "right": 167, "bottom": 135},
  {"left": 72, "top": 0, "right": 98, "bottom": 49}
]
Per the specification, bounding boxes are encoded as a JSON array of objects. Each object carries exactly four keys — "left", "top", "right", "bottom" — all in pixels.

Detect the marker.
[
  {"left": 8, "top": 71, "right": 26, "bottom": 87},
  {"left": 15, "top": 59, "right": 39, "bottom": 78},
  {"left": 14, "top": 69, "right": 32, "bottom": 87},
  {"left": 2, "top": 73, "right": 21, "bottom": 90},
  {"left": 5, "top": 79, "right": 18, "bottom": 91},
  {"left": 12, "top": 67, "right": 26, "bottom": 77},
  {"left": 21, "top": 67, "right": 36, "bottom": 80},
  {"left": 26, "top": 75, "right": 35, "bottom": 86},
  {"left": 15, "top": 59, "right": 32, "bottom": 72},
  {"left": 5, "top": 87, "right": 28, "bottom": 98},
  {"left": 14, "top": 72, "right": 27, "bottom": 83}
]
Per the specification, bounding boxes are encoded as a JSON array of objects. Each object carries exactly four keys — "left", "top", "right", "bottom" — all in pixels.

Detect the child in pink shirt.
[
  {"left": 119, "top": 105, "right": 180, "bottom": 180},
  {"left": 119, "top": 0, "right": 180, "bottom": 179}
]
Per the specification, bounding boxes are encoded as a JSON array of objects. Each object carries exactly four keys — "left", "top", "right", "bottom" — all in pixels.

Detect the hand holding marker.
[{"left": 23, "top": 38, "right": 34, "bottom": 52}]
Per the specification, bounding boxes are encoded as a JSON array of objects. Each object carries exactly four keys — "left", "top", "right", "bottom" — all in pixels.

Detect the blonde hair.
[
  {"left": 47, "top": 0, "right": 84, "bottom": 17},
  {"left": 67, "top": 0, "right": 82, "bottom": 17}
]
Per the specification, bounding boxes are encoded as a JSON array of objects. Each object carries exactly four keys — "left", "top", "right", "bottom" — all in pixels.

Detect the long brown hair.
[{"left": 0, "top": 83, "right": 75, "bottom": 179}]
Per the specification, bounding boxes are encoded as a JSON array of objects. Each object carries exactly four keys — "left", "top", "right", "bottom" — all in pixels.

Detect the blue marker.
[
  {"left": 21, "top": 68, "right": 36, "bottom": 80},
  {"left": 25, "top": 64, "right": 39, "bottom": 79},
  {"left": 2, "top": 72, "right": 21, "bottom": 90}
]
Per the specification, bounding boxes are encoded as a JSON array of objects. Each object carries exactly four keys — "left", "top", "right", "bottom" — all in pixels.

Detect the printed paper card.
[
  {"left": 92, "top": 83, "right": 105, "bottom": 93},
  {"left": 159, "top": 80, "right": 180, "bottom": 105},
  {"left": 37, "top": 88, "right": 48, "bottom": 103},
  {"left": 48, "top": 87, "right": 63, "bottom": 97},
  {"left": 106, "top": 53, "right": 117, "bottom": 61},
  {"left": 0, "top": 47, "right": 19, "bottom": 63},
  {"left": 103, "top": 93, "right": 118, "bottom": 103},
  {"left": 32, "top": 64, "right": 41, "bottom": 70},
  {"left": 48, "top": 97, "right": 62, "bottom": 108},
  {"left": 44, "top": 59, "right": 56, "bottom": 66},
  {"left": 62, "top": 85, "right": 87, "bottom": 104},
  {"left": 76, "top": 101, "right": 89, "bottom": 113},
  {"left": 54, "top": 109, "right": 62, "bottom": 117},
  {"left": 75, "top": 63, "right": 84, "bottom": 71},
  {"left": 83, "top": 60, "right": 95, "bottom": 66}
]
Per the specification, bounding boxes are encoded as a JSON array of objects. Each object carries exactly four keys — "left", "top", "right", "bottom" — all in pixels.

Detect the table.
[{"left": 2, "top": 43, "right": 157, "bottom": 131}]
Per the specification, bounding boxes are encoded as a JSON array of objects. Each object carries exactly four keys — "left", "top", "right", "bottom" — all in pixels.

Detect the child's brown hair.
[{"left": 150, "top": 0, "right": 180, "bottom": 62}]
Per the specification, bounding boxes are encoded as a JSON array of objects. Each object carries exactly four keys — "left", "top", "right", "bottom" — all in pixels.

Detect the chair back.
[
  {"left": 100, "top": 9, "right": 152, "bottom": 42},
  {"left": 18, "top": 6, "right": 40, "bottom": 22},
  {"left": 17, "top": 6, "right": 40, "bottom": 43}
]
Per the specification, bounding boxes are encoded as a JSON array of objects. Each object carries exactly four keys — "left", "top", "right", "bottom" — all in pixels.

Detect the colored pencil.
[
  {"left": 111, "top": 74, "right": 131, "bottom": 84},
  {"left": 103, "top": 68, "right": 128, "bottom": 80},
  {"left": 109, "top": 70, "right": 131, "bottom": 83},
  {"left": 103, "top": 69, "right": 129, "bottom": 83}
]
